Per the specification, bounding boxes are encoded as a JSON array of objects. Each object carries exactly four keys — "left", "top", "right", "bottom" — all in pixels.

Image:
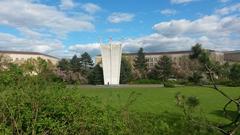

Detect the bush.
[
  {"left": 0, "top": 81, "right": 220, "bottom": 134},
  {"left": 163, "top": 81, "right": 175, "bottom": 88},
  {"left": 130, "top": 79, "right": 161, "bottom": 84}
]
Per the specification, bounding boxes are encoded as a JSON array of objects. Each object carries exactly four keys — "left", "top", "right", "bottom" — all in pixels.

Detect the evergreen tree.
[
  {"left": 190, "top": 43, "right": 211, "bottom": 66},
  {"left": 120, "top": 57, "right": 133, "bottom": 84},
  {"left": 134, "top": 48, "right": 147, "bottom": 78},
  {"left": 57, "top": 58, "right": 71, "bottom": 71},
  {"left": 155, "top": 56, "right": 173, "bottom": 81},
  {"left": 80, "top": 52, "right": 94, "bottom": 72},
  {"left": 70, "top": 55, "right": 82, "bottom": 72},
  {"left": 88, "top": 64, "right": 104, "bottom": 85}
]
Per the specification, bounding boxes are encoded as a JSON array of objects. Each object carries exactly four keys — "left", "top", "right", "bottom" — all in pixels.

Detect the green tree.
[
  {"left": 229, "top": 64, "right": 240, "bottom": 85},
  {"left": 21, "top": 57, "right": 51, "bottom": 75},
  {"left": 120, "top": 57, "right": 133, "bottom": 84},
  {"left": 57, "top": 58, "right": 71, "bottom": 71},
  {"left": 155, "top": 56, "right": 173, "bottom": 81},
  {"left": 189, "top": 44, "right": 211, "bottom": 84},
  {"left": 147, "top": 68, "right": 158, "bottom": 80},
  {"left": 188, "top": 72, "right": 203, "bottom": 85},
  {"left": 80, "top": 52, "right": 94, "bottom": 72},
  {"left": 70, "top": 55, "right": 82, "bottom": 72},
  {"left": 134, "top": 48, "right": 147, "bottom": 79},
  {"left": 88, "top": 64, "right": 103, "bottom": 85},
  {"left": 190, "top": 43, "right": 211, "bottom": 66}
]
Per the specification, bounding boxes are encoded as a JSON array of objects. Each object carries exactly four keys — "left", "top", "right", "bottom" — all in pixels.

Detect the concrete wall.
[{"left": 100, "top": 44, "right": 122, "bottom": 85}]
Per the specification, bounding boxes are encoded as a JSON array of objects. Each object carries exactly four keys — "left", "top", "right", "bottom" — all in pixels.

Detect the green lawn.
[{"left": 70, "top": 86, "right": 240, "bottom": 123}]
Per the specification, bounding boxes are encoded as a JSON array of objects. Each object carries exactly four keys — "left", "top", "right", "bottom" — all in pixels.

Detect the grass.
[{"left": 70, "top": 85, "right": 240, "bottom": 123}]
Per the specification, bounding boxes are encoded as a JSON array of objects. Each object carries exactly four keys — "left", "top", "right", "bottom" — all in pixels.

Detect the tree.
[
  {"left": 88, "top": 64, "right": 103, "bottom": 85},
  {"left": 70, "top": 55, "right": 82, "bottom": 72},
  {"left": 190, "top": 43, "right": 210, "bottom": 66},
  {"left": 188, "top": 71, "right": 203, "bottom": 85},
  {"left": 189, "top": 43, "right": 240, "bottom": 134},
  {"left": 134, "top": 48, "right": 147, "bottom": 79},
  {"left": 229, "top": 64, "right": 240, "bottom": 85},
  {"left": 80, "top": 52, "right": 93, "bottom": 72},
  {"left": 21, "top": 57, "right": 52, "bottom": 75},
  {"left": 57, "top": 58, "right": 71, "bottom": 71},
  {"left": 120, "top": 57, "right": 133, "bottom": 84},
  {"left": 155, "top": 56, "right": 173, "bottom": 81},
  {"left": 147, "top": 68, "right": 158, "bottom": 80}
]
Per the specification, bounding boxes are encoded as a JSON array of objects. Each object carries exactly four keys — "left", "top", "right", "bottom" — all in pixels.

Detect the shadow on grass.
[{"left": 211, "top": 109, "right": 238, "bottom": 121}]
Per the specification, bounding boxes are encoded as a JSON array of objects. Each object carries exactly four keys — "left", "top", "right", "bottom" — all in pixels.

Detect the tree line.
[{"left": 57, "top": 43, "right": 240, "bottom": 86}]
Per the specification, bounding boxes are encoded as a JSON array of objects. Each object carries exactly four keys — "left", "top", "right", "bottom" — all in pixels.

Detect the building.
[
  {"left": 0, "top": 50, "right": 59, "bottom": 65},
  {"left": 95, "top": 50, "right": 225, "bottom": 69},
  {"left": 100, "top": 44, "right": 122, "bottom": 85},
  {"left": 224, "top": 51, "right": 240, "bottom": 63}
]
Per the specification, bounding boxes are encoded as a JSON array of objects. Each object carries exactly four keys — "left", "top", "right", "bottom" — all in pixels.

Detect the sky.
[{"left": 0, "top": 0, "right": 240, "bottom": 58}]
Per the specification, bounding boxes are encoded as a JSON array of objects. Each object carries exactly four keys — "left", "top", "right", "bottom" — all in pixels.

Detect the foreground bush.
[{"left": 0, "top": 80, "right": 221, "bottom": 135}]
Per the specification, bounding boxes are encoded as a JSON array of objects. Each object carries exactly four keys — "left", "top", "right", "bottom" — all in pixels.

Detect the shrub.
[
  {"left": 163, "top": 81, "right": 175, "bottom": 88},
  {"left": 130, "top": 79, "right": 161, "bottom": 84}
]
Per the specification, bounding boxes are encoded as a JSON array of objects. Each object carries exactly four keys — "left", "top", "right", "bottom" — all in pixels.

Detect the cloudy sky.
[{"left": 0, "top": 0, "right": 239, "bottom": 58}]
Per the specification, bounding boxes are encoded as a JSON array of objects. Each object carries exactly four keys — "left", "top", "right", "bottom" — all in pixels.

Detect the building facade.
[
  {"left": 224, "top": 51, "right": 240, "bottom": 63},
  {"left": 96, "top": 50, "right": 225, "bottom": 69},
  {"left": 0, "top": 51, "right": 59, "bottom": 65}
]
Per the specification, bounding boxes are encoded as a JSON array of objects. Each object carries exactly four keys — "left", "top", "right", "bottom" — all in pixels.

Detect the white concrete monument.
[{"left": 100, "top": 44, "right": 122, "bottom": 85}]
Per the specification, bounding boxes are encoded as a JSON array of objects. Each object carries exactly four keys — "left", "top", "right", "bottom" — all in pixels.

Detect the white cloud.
[
  {"left": 153, "top": 15, "right": 240, "bottom": 38},
  {"left": 70, "top": 13, "right": 240, "bottom": 57},
  {"left": 106, "top": 28, "right": 121, "bottom": 33},
  {"left": 68, "top": 30, "right": 240, "bottom": 57},
  {"left": 160, "top": 9, "right": 177, "bottom": 15},
  {"left": 171, "top": 0, "right": 196, "bottom": 4},
  {"left": 81, "top": 3, "right": 101, "bottom": 14},
  {"left": 107, "top": 12, "right": 135, "bottom": 23},
  {"left": 0, "top": 0, "right": 94, "bottom": 37},
  {"left": 215, "top": 3, "right": 240, "bottom": 15},
  {"left": 68, "top": 43, "right": 100, "bottom": 56},
  {"left": 0, "top": 32, "right": 63, "bottom": 55},
  {"left": 59, "top": 0, "right": 74, "bottom": 10}
]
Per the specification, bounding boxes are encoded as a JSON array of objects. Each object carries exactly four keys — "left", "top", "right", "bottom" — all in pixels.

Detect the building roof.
[
  {"left": 0, "top": 50, "right": 59, "bottom": 59},
  {"left": 122, "top": 50, "right": 193, "bottom": 56},
  {"left": 223, "top": 50, "right": 240, "bottom": 54},
  {"left": 96, "top": 49, "right": 221, "bottom": 57}
]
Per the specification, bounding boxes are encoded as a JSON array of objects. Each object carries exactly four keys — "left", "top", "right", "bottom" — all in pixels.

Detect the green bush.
[
  {"left": 0, "top": 83, "right": 220, "bottom": 134},
  {"left": 130, "top": 79, "right": 161, "bottom": 84},
  {"left": 0, "top": 61, "right": 221, "bottom": 134},
  {"left": 163, "top": 81, "right": 175, "bottom": 88}
]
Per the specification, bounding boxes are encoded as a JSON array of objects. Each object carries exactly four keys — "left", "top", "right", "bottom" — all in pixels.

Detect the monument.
[{"left": 100, "top": 43, "right": 122, "bottom": 85}]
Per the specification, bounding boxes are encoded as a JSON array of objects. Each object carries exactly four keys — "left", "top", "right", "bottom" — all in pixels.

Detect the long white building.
[{"left": 0, "top": 50, "right": 59, "bottom": 65}]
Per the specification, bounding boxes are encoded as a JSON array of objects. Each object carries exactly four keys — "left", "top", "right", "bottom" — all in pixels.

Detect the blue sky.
[{"left": 0, "top": 0, "right": 239, "bottom": 58}]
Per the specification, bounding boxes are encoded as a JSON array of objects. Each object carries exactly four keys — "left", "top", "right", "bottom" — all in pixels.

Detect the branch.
[{"left": 204, "top": 64, "right": 240, "bottom": 135}]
